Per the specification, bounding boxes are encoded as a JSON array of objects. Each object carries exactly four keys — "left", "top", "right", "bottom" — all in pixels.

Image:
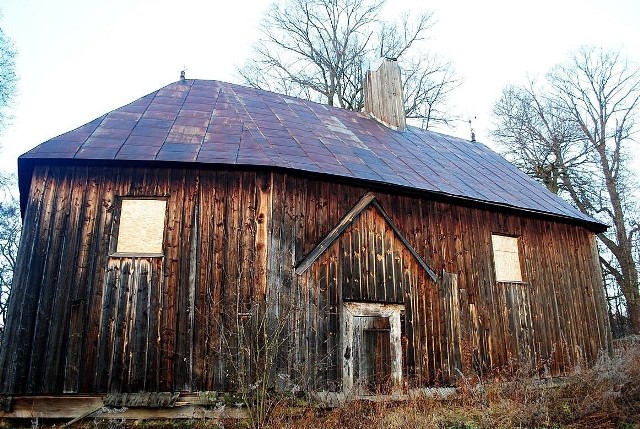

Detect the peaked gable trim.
[{"left": 294, "top": 192, "right": 438, "bottom": 282}]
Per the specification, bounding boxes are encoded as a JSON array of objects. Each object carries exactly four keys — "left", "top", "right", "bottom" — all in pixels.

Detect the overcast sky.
[{"left": 1, "top": 0, "right": 639, "bottom": 173}]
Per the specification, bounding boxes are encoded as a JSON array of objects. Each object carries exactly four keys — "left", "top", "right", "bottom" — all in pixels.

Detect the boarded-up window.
[
  {"left": 492, "top": 234, "right": 522, "bottom": 282},
  {"left": 116, "top": 199, "right": 167, "bottom": 254}
]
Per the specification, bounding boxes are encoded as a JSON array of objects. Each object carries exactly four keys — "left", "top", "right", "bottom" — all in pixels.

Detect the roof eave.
[{"left": 17, "top": 156, "right": 608, "bottom": 234}]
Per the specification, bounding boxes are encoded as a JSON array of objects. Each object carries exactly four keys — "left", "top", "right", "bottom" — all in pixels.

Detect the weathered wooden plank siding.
[{"left": 0, "top": 165, "right": 610, "bottom": 394}]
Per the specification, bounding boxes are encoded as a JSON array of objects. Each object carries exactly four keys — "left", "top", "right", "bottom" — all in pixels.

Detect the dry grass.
[
  {"left": 10, "top": 341, "right": 640, "bottom": 429},
  {"left": 262, "top": 341, "right": 640, "bottom": 429}
]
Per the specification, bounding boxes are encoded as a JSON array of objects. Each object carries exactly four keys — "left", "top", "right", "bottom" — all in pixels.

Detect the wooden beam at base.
[
  {"left": 90, "top": 405, "right": 247, "bottom": 420},
  {"left": 0, "top": 396, "right": 103, "bottom": 419},
  {"left": 0, "top": 395, "right": 247, "bottom": 421}
]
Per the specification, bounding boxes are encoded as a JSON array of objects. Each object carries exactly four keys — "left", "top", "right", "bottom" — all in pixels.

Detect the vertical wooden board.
[
  {"left": 407, "top": 270, "right": 420, "bottom": 385},
  {"left": 526, "top": 220, "right": 551, "bottom": 371},
  {"left": 8, "top": 166, "right": 54, "bottom": 392},
  {"left": 241, "top": 172, "right": 260, "bottom": 383},
  {"left": 520, "top": 220, "right": 536, "bottom": 355},
  {"left": 239, "top": 171, "right": 256, "bottom": 312},
  {"left": 433, "top": 271, "right": 446, "bottom": 384},
  {"left": 485, "top": 214, "right": 505, "bottom": 369},
  {"left": 84, "top": 167, "right": 121, "bottom": 392},
  {"left": 466, "top": 208, "right": 484, "bottom": 372},
  {"left": 303, "top": 185, "right": 319, "bottom": 388},
  {"left": 327, "top": 183, "right": 342, "bottom": 389},
  {"left": 222, "top": 171, "right": 242, "bottom": 390},
  {"left": 403, "top": 270, "right": 416, "bottom": 382},
  {"left": 350, "top": 222, "right": 361, "bottom": 301},
  {"left": 130, "top": 258, "right": 152, "bottom": 391},
  {"left": 145, "top": 257, "right": 164, "bottom": 391},
  {"left": 43, "top": 167, "right": 88, "bottom": 392},
  {"left": 255, "top": 172, "right": 271, "bottom": 303},
  {"left": 159, "top": 168, "right": 186, "bottom": 391},
  {"left": 457, "top": 208, "right": 474, "bottom": 375},
  {"left": 63, "top": 299, "right": 85, "bottom": 393},
  {"left": 294, "top": 195, "right": 310, "bottom": 384},
  {"left": 328, "top": 243, "right": 339, "bottom": 388},
  {"left": 518, "top": 283, "right": 535, "bottom": 363},
  {"left": 438, "top": 273, "right": 452, "bottom": 380},
  {"left": 530, "top": 219, "right": 548, "bottom": 365},
  {"left": 265, "top": 174, "right": 287, "bottom": 386},
  {"left": 308, "top": 258, "right": 327, "bottom": 390},
  {"left": 193, "top": 170, "right": 213, "bottom": 390},
  {"left": 95, "top": 258, "right": 119, "bottom": 391},
  {"left": 314, "top": 190, "right": 330, "bottom": 388},
  {"left": 383, "top": 223, "right": 396, "bottom": 302},
  {"left": 449, "top": 273, "right": 462, "bottom": 375},
  {"left": 477, "top": 210, "right": 496, "bottom": 371},
  {"left": 354, "top": 211, "right": 366, "bottom": 301},
  {"left": 187, "top": 177, "right": 200, "bottom": 390},
  {"left": 122, "top": 259, "right": 142, "bottom": 391},
  {"left": 367, "top": 207, "right": 378, "bottom": 301},
  {"left": 284, "top": 176, "right": 301, "bottom": 377},
  {"left": 542, "top": 221, "right": 567, "bottom": 372},
  {"left": 12, "top": 166, "right": 62, "bottom": 393},
  {"left": 570, "top": 227, "right": 593, "bottom": 359},
  {"left": 543, "top": 219, "right": 566, "bottom": 372},
  {"left": 211, "top": 171, "right": 228, "bottom": 389},
  {"left": 173, "top": 170, "right": 197, "bottom": 391},
  {"left": 571, "top": 226, "right": 593, "bottom": 362},
  {"left": 584, "top": 233, "right": 605, "bottom": 354},
  {"left": 556, "top": 225, "right": 580, "bottom": 366},
  {"left": 358, "top": 209, "right": 376, "bottom": 301},
  {"left": 340, "top": 222, "right": 353, "bottom": 301},
  {"left": 554, "top": 225, "right": 575, "bottom": 371},
  {"left": 30, "top": 168, "right": 74, "bottom": 392},
  {"left": 374, "top": 214, "right": 385, "bottom": 302},
  {"left": 304, "top": 181, "right": 319, "bottom": 260},
  {"left": 306, "top": 272, "right": 317, "bottom": 387},
  {"left": 327, "top": 269, "right": 337, "bottom": 390},
  {"left": 291, "top": 176, "right": 306, "bottom": 264},
  {"left": 589, "top": 234, "right": 611, "bottom": 352},
  {"left": 407, "top": 196, "right": 425, "bottom": 284},
  {"left": 0, "top": 167, "right": 46, "bottom": 393},
  {"left": 108, "top": 258, "right": 134, "bottom": 392},
  {"left": 500, "top": 283, "right": 516, "bottom": 362},
  {"left": 455, "top": 206, "right": 472, "bottom": 293},
  {"left": 412, "top": 269, "right": 428, "bottom": 383}
]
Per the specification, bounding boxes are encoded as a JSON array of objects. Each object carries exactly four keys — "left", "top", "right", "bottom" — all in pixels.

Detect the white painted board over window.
[
  {"left": 116, "top": 199, "right": 167, "bottom": 254},
  {"left": 491, "top": 234, "right": 522, "bottom": 282}
]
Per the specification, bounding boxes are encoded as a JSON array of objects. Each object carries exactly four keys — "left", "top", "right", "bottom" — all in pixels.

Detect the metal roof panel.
[{"left": 20, "top": 79, "right": 603, "bottom": 228}]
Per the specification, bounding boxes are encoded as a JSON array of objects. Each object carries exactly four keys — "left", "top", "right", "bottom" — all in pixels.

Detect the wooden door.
[
  {"left": 342, "top": 303, "right": 403, "bottom": 395},
  {"left": 353, "top": 316, "right": 392, "bottom": 395}
]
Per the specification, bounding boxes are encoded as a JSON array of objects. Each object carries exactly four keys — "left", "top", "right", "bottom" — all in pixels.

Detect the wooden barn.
[{"left": 0, "top": 61, "right": 611, "bottom": 403}]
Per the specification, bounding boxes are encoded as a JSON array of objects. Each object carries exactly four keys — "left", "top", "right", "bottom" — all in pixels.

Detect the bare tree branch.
[
  {"left": 237, "top": 0, "right": 459, "bottom": 129},
  {"left": 492, "top": 46, "right": 640, "bottom": 334}
]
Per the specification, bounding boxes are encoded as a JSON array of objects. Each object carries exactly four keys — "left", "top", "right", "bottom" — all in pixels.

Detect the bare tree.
[
  {"left": 0, "top": 16, "right": 18, "bottom": 343},
  {"left": 238, "top": 0, "right": 459, "bottom": 129},
  {"left": 492, "top": 47, "right": 640, "bottom": 334},
  {"left": 0, "top": 174, "right": 19, "bottom": 342},
  {"left": 0, "top": 23, "right": 16, "bottom": 130}
]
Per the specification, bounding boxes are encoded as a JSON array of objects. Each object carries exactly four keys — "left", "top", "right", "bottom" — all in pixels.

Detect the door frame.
[{"left": 341, "top": 302, "right": 404, "bottom": 395}]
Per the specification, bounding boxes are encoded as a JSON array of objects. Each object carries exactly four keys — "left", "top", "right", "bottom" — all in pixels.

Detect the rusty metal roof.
[{"left": 19, "top": 79, "right": 603, "bottom": 229}]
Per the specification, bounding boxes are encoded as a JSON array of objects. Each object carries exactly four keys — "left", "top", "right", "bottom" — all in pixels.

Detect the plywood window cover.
[
  {"left": 342, "top": 302, "right": 404, "bottom": 395},
  {"left": 115, "top": 199, "right": 167, "bottom": 255},
  {"left": 294, "top": 192, "right": 437, "bottom": 281},
  {"left": 492, "top": 234, "right": 523, "bottom": 282}
]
